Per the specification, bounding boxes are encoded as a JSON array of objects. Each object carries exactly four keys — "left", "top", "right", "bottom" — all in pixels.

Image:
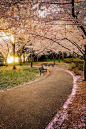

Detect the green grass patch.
[{"left": 0, "top": 65, "right": 39, "bottom": 91}]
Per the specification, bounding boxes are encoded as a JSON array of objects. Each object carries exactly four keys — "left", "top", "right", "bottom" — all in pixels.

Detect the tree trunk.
[
  {"left": 50, "top": 54, "right": 52, "bottom": 60},
  {"left": 72, "top": 0, "right": 75, "bottom": 17},
  {"left": 13, "top": 43, "right": 16, "bottom": 69},
  {"left": 84, "top": 59, "right": 86, "bottom": 81},
  {"left": 37, "top": 56, "right": 38, "bottom": 62},
  {"left": 19, "top": 56, "right": 22, "bottom": 66},
  {"left": 28, "top": 56, "right": 30, "bottom": 62},
  {"left": 54, "top": 58, "right": 55, "bottom": 65},
  {"left": 31, "top": 60, "right": 33, "bottom": 67},
  {"left": 31, "top": 53, "right": 33, "bottom": 67},
  {"left": 58, "top": 52, "right": 60, "bottom": 63},
  {"left": 62, "top": 53, "right": 64, "bottom": 60},
  {"left": 23, "top": 55, "right": 25, "bottom": 63},
  {"left": 84, "top": 45, "right": 86, "bottom": 81},
  {"left": 19, "top": 51, "right": 22, "bottom": 66},
  {"left": 5, "top": 58, "right": 8, "bottom": 67},
  {"left": 53, "top": 55, "right": 55, "bottom": 65}
]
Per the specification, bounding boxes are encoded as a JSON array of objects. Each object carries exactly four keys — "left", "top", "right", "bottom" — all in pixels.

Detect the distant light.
[
  {"left": 15, "top": 57, "right": 19, "bottom": 62},
  {"left": 7, "top": 56, "right": 13, "bottom": 63},
  {"left": 7, "top": 56, "right": 19, "bottom": 63}
]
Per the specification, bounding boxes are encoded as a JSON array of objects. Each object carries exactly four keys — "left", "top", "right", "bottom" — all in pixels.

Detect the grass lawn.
[
  {"left": 0, "top": 59, "right": 79, "bottom": 91},
  {"left": 0, "top": 65, "right": 40, "bottom": 91}
]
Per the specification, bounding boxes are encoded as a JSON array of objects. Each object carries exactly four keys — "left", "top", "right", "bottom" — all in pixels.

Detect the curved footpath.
[
  {"left": 47, "top": 68, "right": 86, "bottom": 129},
  {"left": 0, "top": 67, "right": 73, "bottom": 129}
]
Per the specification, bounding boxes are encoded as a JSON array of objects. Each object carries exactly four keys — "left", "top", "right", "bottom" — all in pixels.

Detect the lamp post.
[{"left": 11, "top": 35, "right": 16, "bottom": 69}]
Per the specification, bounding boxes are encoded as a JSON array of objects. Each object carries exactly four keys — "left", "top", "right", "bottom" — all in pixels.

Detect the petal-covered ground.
[{"left": 46, "top": 69, "right": 86, "bottom": 129}]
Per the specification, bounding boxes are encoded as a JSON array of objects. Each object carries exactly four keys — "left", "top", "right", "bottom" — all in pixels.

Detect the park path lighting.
[{"left": 11, "top": 35, "right": 16, "bottom": 69}]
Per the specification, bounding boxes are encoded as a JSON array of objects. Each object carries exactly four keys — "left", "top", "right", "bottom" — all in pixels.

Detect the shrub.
[
  {"left": 63, "top": 58, "right": 73, "bottom": 63},
  {"left": 71, "top": 63, "right": 76, "bottom": 69},
  {"left": 72, "top": 58, "right": 83, "bottom": 63},
  {"left": 64, "top": 58, "right": 84, "bottom": 71},
  {"left": 64, "top": 58, "right": 83, "bottom": 64},
  {"left": 78, "top": 63, "right": 83, "bottom": 71},
  {"left": 68, "top": 63, "right": 76, "bottom": 71},
  {"left": 72, "top": 67, "right": 79, "bottom": 73},
  {"left": 72, "top": 58, "right": 84, "bottom": 69},
  {"left": 73, "top": 58, "right": 83, "bottom": 63}
]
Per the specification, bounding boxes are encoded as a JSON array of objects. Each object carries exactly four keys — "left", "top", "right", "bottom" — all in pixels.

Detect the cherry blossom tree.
[
  {"left": 0, "top": 0, "right": 86, "bottom": 79},
  {"left": 0, "top": 32, "right": 12, "bottom": 66}
]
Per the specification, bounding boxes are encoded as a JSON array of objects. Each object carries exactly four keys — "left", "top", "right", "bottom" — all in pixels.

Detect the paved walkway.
[
  {"left": 0, "top": 67, "right": 73, "bottom": 129},
  {"left": 46, "top": 70, "right": 86, "bottom": 129}
]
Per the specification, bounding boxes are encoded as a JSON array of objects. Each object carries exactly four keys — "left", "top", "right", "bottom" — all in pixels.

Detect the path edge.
[{"left": 45, "top": 68, "right": 81, "bottom": 129}]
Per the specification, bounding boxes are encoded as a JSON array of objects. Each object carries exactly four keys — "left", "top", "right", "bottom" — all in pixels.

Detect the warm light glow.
[
  {"left": 15, "top": 57, "right": 19, "bottom": 62},
  {"left": 10, "top": 35, "right": 14, "bottom": 43},
  {"left": 7, "top": 56, "right": 19, "bottom": 63},
  {"left": 21, "top": 55, "right": 24, "bottom": 61},
  {"left": 25, "top": 57, "right": 27, "bottom": 61},
  {"left": 7, "top": 56, "right": 13, "bottom": 63},
  {"left": 0, "top": 32, "right": 9, "bottom": 42}
]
